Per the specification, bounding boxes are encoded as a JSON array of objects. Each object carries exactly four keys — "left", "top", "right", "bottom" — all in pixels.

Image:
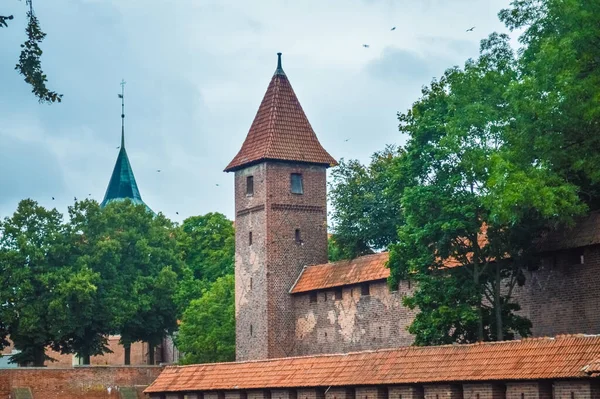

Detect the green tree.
[
  {"left": 97, "top": 200, "right": 182, "bottom": 365},
  {"left": 0, "top": 199, "right": 68, "bottom": 366},
  {"left": 499, "top": 0, "right": 600, "bottom": 208},
  {"left": 389, "top": 32, "right": 585, "bottom": 344},
  {"left": 176, "top": 274, "right": 235, "bottom": 364},
  {"left": 1, "top": 0, "right": 62, "bottom": 103},
  {"left": 329, "top": 146, "right": 407, "bottom": 258}
]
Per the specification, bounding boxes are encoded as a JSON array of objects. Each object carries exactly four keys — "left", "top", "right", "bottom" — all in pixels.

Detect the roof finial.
[
  {"left": 274, "top": 52, "right": 285, "bottom": 76},
  {"left": 119, "top": 79, "right": 126, "bottom": 148}
]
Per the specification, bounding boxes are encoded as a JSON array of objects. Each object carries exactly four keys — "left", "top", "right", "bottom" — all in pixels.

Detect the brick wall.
[
  {"left": 1, "top": 336, "right": 148, "bottom": 367},
  {"left": 506, "top": 382, "right": 553, "bottom": 399},
  {"left": 513, "top": 245, "right": 600, "bottom": 337},
  {"left": 0, "top": 366, "right": 162, "bottom": 399},
  {"left": 290, "top": 244, "right": 600, "bottom": 356},
  {"left": 424, "top": 384, "right": 463, "bottom": 399},
  {"left": 389, "top": 385, "right": 424, "bottom": 399},
  {"left": 292, "top": 279, "right": 415, "bottom": 356},
  {"left": 553, "top": 381, "right": 599, "bottom": 399},
  {"left": 463, "top": 384, "right": 506, "bottom": 399},
  {"left": 234, "top": 161, "right": 328, "bottom": 360}
]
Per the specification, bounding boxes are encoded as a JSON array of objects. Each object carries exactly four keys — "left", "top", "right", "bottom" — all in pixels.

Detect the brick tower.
[{"left": 225, "top": 53, "right": 337, "bottom": 361}]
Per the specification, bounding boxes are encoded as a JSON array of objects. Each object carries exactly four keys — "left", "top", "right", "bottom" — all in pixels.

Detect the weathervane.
[{"left": 118, "top": 79, "right": 126, "bottom": 148}]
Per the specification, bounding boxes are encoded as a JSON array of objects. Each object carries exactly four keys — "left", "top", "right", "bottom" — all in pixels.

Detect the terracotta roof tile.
[
  {"left": 538, "top": 210, "right": 600, "bottom": 252},
  {"left": 290, "top": 253, "right": 391, "bottom": 294},
  {"left": 145, "top": 335, "right": 600, "bottom": 393},
  {"left": 225, "top": 54, "right": 337, "bottom": 172}
]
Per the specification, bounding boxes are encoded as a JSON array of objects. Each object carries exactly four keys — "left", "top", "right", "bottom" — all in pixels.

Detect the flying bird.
[
  {"left": 176, "top": 212, "right": 179, "bottom": 215},
  {"left": 216, "top": 183, "right": 220, "bottom": 186},
  {"left": 362, "top": 44, "right": 370, "bottom": 48},
  {"left": 466, "top": 26, "right": 475, "bottom": 32},
  {"left": 74, "top": 196, "right": 77, "bottom": 201},
  {"left": 52, "top": 197, "right": 55, "bottom": 200},
  {"left": 344, "top": 138, "right": 350, "bottom": 142},
  {"left": 391, "top": 27, "right": 396, "bottom": 31},
  {"left": 116, "top": 146, "right": 120, "bottom": 149},
  {"left": 157, "top": 170, "right": 161, "bottom": 172}
]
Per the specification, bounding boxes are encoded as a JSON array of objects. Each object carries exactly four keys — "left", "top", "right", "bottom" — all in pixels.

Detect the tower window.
[
  {"left": 249, "top": 231, "right": 253, "bottom": 246},
  {"left": 246, "top": 176, "right": 254, "bottom": 196},
  {"left": 250, "top": 278, "right": 253, "bottom": 291},
  {"left": 291, "top": 173, "right": 303, "bottom": 194},
  {"left": 250, "top": 324, "right": 253, "bottom": 336},
  {"left": 309, "top": 292, "right": 317, "bottom": 303},
  {"left": 295, "top": 229, "right": 302, "bottom": 244},
  {"left": 361, "top": 283, "right": 370, "bottom": 296}
]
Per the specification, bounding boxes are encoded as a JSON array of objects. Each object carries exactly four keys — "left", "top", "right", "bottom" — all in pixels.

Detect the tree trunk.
[
  {"left": 148, "top": 342, "right": 155, "bottom": 365},
  {"left": 124, "top": 343, "right": 131, "bottom": 365},
  {"left": 495, "top": 263, "right": 504, "bottom": 341},
  {"left": 32, "top": 346, "right": 46, "bottom": 367},
  {"left": 81, "top": 352, "right": 91, "bottom": 365},
  {"left": 474, "top": 267, "right": 484, "bottom": 342}
]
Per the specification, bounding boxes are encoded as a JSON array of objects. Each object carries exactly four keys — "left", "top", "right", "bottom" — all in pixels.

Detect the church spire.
[
  {"left": 119, "top": 79, "right": 126, "bottom": 149},
  {"left": 101, "top": 81, "right": 152, "bottom": 212},
  {"left": 225, "top": 52, "right": 337, "bottom": 172}
]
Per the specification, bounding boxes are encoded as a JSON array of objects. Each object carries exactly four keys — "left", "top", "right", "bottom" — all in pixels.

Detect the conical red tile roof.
[{"left": 225, "top": 53, "right": 337, "bottom": 172}]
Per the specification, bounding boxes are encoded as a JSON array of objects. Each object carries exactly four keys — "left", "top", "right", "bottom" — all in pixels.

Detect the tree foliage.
[
  {"left": 329, "top": 0, "right": 597, "bottom": 345},
  {"left": 329, "top": 146, "right": 408, "bottom": 259},
  {"left": 1, "top": 0, "right": 62, "bottom": 103},
  {"left": 176, "top": 274, "right": 235, "bottom": 365}
]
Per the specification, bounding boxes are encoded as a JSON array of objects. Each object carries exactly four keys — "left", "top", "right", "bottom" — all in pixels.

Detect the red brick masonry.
[{"left": 0, "top": 366, "right": 162, "bottom": 399}]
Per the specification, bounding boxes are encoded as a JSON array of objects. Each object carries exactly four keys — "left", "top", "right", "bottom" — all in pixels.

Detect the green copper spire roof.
[{"left": 101, "top": 81, "right": 152, "bottom": 212}]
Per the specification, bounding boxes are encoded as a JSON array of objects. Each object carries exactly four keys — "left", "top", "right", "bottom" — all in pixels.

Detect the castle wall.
[
  {"left": 291, "top": 245, "right": 600, "bottom": 356},
  {"left": 513, "top": 244, "right": 600, "bottom": 337},
  {"left": 292, "top": 280, "right": 415, "bottom": 356}
]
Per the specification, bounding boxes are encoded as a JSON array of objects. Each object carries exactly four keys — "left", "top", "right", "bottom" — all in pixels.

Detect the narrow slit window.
[
  {"left": 291, "top": 173, "right": 303, "bottom": 194},
  {"left": 249, "top": 231, "right": 253, "bottom": 246},
  {"left": 246, "top": 176, "right": 254, "bottom": 195},
  {"left": 309, "top": 292, "right": 317, "bottom": 303},
  {"left": 250, "top": 324, "right": 253, "bottom": 336},
  {"left": 334, "top": 288, "right": 343, "bottom": 300},
  {"left": 250, "top": 278, "right": 253, "bottom": 291},
  {"left": 295, "top": 229, "right": 302, "bottom": 244},
  {"left": 361, "top": 283, "right": 370, "bottom": 296}
]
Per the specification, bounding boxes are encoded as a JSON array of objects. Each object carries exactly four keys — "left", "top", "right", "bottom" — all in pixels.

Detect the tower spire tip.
[{"left": 275, "top": 52, "right": 285, "bottom": 76}]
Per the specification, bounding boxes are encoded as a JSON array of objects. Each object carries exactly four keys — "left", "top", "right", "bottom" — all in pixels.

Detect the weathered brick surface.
[
  {"left": 293, "top": 279, "right": 415, "bottom": 355},
  {"left": 389, "top": 386, "right": 424, "bottom": 399},
  {"left": 356, "top": 387, "right": 387, "bottom": 399},
  {"left": 506, "top": 382, "right": 552, "bottom": 399},
  {"left": 326, "top": 388, "right": 355, "bottom": 399},
  {"left": 424, "top": 385, "right": 462, "bottom": 399},
  {"left": 271, "top": 389, "right": 299, "bottom": 399},
  {"left": 298, "top": 388, "right": 325, "bottom": 399},
  {"left": 553, "top": 381, "right": 600, "bottom": 399},
  {"left": 463, "top": 384, "right": 505, "bottom": 399},
  {"left": 248, "top": 390, "right": 272, "bottom": 399},
  {"left": 513, "top": 245, "right": 600, "bottom": 337},
  {"left": 0, "top": 366, "right": 162, "bottom": 399},
  {"left": 234, "top": 161, "right": 328, "bottom": 360}
]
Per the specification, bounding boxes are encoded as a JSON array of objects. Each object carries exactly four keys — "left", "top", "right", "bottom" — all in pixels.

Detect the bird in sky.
[
  {"left": 391, "top": 27, "right": 396, "bottom": 31},
  {"left": 157, "top": 170, "right": 161, "bottom": 172},
  {"left": 363, "top": 44, "right": 370, "bottom": 48},
  {"left": 216, "top": 183, "right": 220, "bottom": 186},
  {"left": 344, "top": 138, "right": 350, "bottom": 142},
  {"left": 88, "top": 194, "right": 91, "bottom": 196},
  {"left": 74, "top": 196, "right": 77, "bottom": 201},
  {"left": 116, "top": 146, "right": 120, "bottom": 149},
  {"left": 52, "top": 197, "right": 55, "bottom": 200},
  {"left": 176, "top": 212, "right": 179, "bottom": 215},
  {"left": 466, "top": 26, "right": 475, "bottom": 32}
]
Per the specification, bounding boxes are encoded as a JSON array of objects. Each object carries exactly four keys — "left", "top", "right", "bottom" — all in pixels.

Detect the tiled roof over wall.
[
  {"left": 290, "top": 253, "right": 390, "bottom": 294},
  {"left": 224, "top": 54, "right": 337, "bottom": 172},
  {"left": 539, "top": 210, "right": 600, "bottom": 252},
  {"left": 145, "top": 334, "right": 600, "bottom": 393}
]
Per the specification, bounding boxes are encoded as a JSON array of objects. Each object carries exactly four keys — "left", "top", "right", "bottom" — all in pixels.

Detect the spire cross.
[{"left": 119, "top": 79, "right": 126, "bottom": 148}]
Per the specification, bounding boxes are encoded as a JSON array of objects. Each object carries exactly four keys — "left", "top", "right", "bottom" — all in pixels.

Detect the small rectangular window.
[
  {"left": 246, "top": 176, "right": 254, "bottom": 196},
  {"left": 250, "top": 324, "right": 253, "bottom": 336},
  {"left": 291, "top": 173, "right": 303, "bottom": 194},
  {"left": 249, "top": 231, "right": 253, "bottom": 246},
  {"left": 250, "top": 278, "right": 253, "bottom": 291},
  {"left": 309, "top": 292, "right": 317, "bottom": 303},
  {"left": 568, "top": 248, "right": 584, "bottom": 265},
  {"left": 334, "top": 288, "right": 343, "bottom": 300},
  {"left": 295, "top": 229, "right": 302, "bottom": 244},
  {"left": 361, "top": 283, "right": 370, "bottom": 296}
]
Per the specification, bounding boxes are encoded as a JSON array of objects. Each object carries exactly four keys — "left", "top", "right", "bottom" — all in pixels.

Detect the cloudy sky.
[{"left": 0, "top": 0, "right": 515, "bottom": 222}]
